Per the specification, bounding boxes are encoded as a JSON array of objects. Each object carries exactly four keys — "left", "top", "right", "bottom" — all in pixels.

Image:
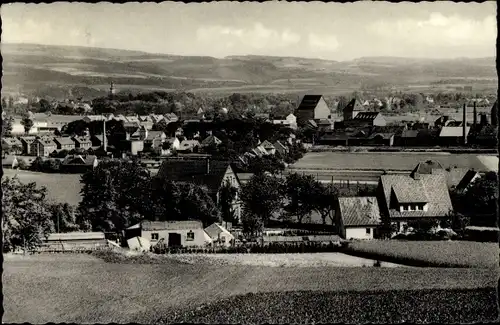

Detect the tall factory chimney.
[
  {"left": 103, "top": 119, "right": 107, "bottom": 152},
  {"left": 473, "top": 101, "right": 477, "bottom": 128},
  {"left": 462, "top": 103, "right": 467, "bottom": 145}
]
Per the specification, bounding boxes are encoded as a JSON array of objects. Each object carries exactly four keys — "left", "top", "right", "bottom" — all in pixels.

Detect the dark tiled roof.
[
  {"left": 2, "top": 137, "right": 22, "bottom": 146},
  {"left": 343, "top": 99, "right": 364, "bottom": 113},
  {"left": 201, "top": 135, "right": 221, "bottom": 147},
  {"left": 296, "top": 95, "right": 323, "bottom": 111},
  {"left": 353, "top": 112, "right": 381, "bottom": 120},
  {"left": 446, "top": 167, "right": 470, "bottom": 188},
  {"left": 156, "top": 159, "right": 233, "bottom": 193},
  {"left": 410, "top": 160, "right": 445, "bottom": 177},
  {"left": 338, "top": 197, "right": 381, "bottom": 227},
  {"left": 392, "top": 182, "right": 428, "bottom": 203},
  {"left": 53, "top": 137, "right": 75, "bottom": 146},
  {"left": 380, "top": 174, "right": 453, "bottom": 219},
  {"left": 455, "top": 170, "right": 480, "bottom": 192},
  {"left": 73, "top": 136, "right": 92, "bottom": 144}
]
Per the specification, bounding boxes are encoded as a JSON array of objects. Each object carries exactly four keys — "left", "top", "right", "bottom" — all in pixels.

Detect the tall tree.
[
  {"left": 218, "top": 179, "right": 238, "bottom": 225},
  {"left": 79, "top": 160, "right": 151, "bottom": 232},
  {"left": 283, "top": 173, "right": 319, "bottom": 224},
  {"left": 240, "top": 173, "right": 283, "bottom": 234},
  {"left": 21, "top": 116, "right": 34, "bottom": 134},
  {"left": 48, "top": 203, "right": 80, "bottom": 233},
  {"left": 313, "top": 183, "right": 339, "bottom": 225},
  {"left": 2, "top": 116, "right": 14, "bottom": 136},
  {"left": 2, "top": 177, "right": 54, "bottom": 252}
]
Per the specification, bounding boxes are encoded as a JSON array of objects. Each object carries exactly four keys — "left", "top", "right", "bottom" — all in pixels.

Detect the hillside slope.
[{"left": 2, "top": 43, "right": 497, "bottom": 99}]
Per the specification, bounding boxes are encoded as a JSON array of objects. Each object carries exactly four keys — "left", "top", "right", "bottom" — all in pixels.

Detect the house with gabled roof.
[
  {"left": 295, "top": 95, "right": 331, "bottom": 124},
  {"left": 144, "top": 130, "right": 167, "bottom": 149},
  {"left": 273, "top": 140, "right": 289, "bottom": 156},
  {"left": 72, "top": 136, "right": 92, "bottom": 150},
  {"left": 126, "top": 220, "right": 212, "bottom": 248},
  {"left": 19, "top": 136, "right": 37, "bottom": 155},
  {"left": 125, "top": 115, "right": 140, "bottom": 124},
  {"left": 336, "top": 197, "right": 382, "bottom": 239},
  {"left": 344, "top": 111, "right": 386, "bottom": 128},
  {"left": 30, "top": 138, "right": 57, "bottom": 157},
  {"left": 61, "top": 154, "right": 98, "bottom": 173},
  {"left": 156, "top": 159, "right": 242, "bottom": 223},
  {"left": 204, "top": 222, "right": 235, "bottom": 247},
  {"left": 343, "top": 98, "right": 364, "bottom": 121},
  {"left": 260, "top": 140, "right": 276, "bottom": 155},
  {"left": 439, "top": 125, "right": 470, "bottom": 146},
  {"left": 378, "top": 170, "right": 454, "bottom": 234},
  {"left": 2, "top": 137, "right": 23, "bottom": 154},
  {"left": 201, "top": 135, "right": 222, "bottom": 148},
  {"left": 178, "top": 140, "right": 201, "bottom": 153},
  {"left": 53, "top": 137, "right": 76, "bottom": 151}
]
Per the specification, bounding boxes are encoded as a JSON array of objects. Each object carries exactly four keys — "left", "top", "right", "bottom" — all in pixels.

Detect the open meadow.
[
  {"left": 344, "top": 240, "right": 499, "bottom": 268},
  {"left": 291, "top": 152, "right": 497, "bottom": 172},
  {"left": 3, "top": 251, "right": 499, "bottom": 324},
  {"left": 1, "top": 169, "right": 83, "bottom": 206}
]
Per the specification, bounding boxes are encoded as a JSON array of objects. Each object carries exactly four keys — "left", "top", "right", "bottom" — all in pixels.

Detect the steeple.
[{"left": 109, "top": 81, "right": 115, "bottom": 98}]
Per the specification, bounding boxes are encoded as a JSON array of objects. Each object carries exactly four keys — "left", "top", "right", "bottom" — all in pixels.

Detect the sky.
[{"left": 1, "top": 2, "right": 497, "bottom": 61}]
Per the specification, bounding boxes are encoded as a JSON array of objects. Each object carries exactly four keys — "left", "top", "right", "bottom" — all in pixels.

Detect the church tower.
[{"left": 109, "top": 81, "right": 116, "bottom": 98}]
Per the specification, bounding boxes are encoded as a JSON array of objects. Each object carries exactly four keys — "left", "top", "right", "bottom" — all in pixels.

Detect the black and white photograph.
[{"left": 1, "top": 1, "right": 499, "bottom": 324}]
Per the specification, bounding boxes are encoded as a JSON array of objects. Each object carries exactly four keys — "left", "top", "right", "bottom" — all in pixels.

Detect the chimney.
[
  {"left": 462, "top": 103, "right": 467, "bottom": 145},
  {"left": 473, "top": 101, "right": 477, "bottom": 128},
  {"left": 103, "top": 120, "right": 107, "bottom": 152},
  {"left": 206, "top": 158, "right": 210, "bottom": 174}
]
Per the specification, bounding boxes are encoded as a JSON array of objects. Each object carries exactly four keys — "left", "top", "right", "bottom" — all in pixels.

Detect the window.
[
  {"left": 187, "top": 231, "right": 195, "bottom": 241},
  {"left": 366, "top": 228, "right": 371, "bottom": 235},
  {"left": 151, "top": 233, "right": 159, "bottom": 240},
  {"left": 221, "top": 236, "right": 226, "bottom": 243}
]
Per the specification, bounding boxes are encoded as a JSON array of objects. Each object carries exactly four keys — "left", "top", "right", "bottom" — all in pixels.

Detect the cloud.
[
  {"left": 2, "top": 17, "right": 98, "bottom": 47},
  {"left": 196, "top": 23, "right": 301, "bottom": 51},
  {"left": 308, "top": 33, "right": 340, "bottom": 52},
  {"left": 369, "top": 13, "right": 496, "bottom": 48}
]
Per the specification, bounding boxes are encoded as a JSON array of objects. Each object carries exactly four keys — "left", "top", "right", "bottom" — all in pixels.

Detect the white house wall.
[
  {"left": 142, "top": 228, "right": 209, "bottom": 247},
  {"left": 345, "top": 227, "right": 375, "bottom": 240},
  {"left": 314, "top": 98, "right": 331, "bottom": 120}
]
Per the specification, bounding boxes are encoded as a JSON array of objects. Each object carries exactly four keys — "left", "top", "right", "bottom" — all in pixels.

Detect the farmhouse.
[
  {"left": 378, "top": 171, "right": 454, "bottom": 233},
  {"left": 127, "top": 220, "right": 212, "bottom": 247},
  {"left": 156, "top": 158, "right": 242, "bottom": 223},
  {"left": 273, "top": 141, "right": 289, "bottom": 155},
  {"left": 336, "top": 197, "right": 381, "bottom": 240},
  {"left": 204, "top": 223, "right": 235, "bottom": 247},
  {"left": 295, "top": 95, "right": 331, "bottom": 124},
  {"left": 272, "top": 113, "right": 297, "bottom": 129},
  {"left": 40, "top": 232, "right": 107, "bottom": 252}
]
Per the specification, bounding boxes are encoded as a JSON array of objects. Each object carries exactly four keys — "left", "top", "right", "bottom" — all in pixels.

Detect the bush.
[{"left": 464, "top": 227, "right": 499, "bottom": 243}]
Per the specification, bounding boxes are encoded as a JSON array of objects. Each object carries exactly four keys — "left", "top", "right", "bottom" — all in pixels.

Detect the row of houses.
[
  {"left": 2, "top": 135, "right": 93, "bottom": 156},
  {"left": 2, "top": 154, "right": 99, "bottom": 172}
]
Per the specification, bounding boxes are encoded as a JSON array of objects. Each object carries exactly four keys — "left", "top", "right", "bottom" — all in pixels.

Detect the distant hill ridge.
[{"left": 2, "top": 43, "right": 497, "bottom": 99}]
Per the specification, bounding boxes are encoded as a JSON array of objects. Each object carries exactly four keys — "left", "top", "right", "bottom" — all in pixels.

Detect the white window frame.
[{"left": 151, "top": 233, "right": 159, "bottom": 240}]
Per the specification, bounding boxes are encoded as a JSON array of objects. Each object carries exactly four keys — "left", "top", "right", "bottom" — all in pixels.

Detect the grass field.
[
  {"left": 3, "top": 252, "right": 498, "bottom": 323},
  {"left": 162, "top": 253, "right": 406, "bottom": 268},
  {"left": 344, "top": 240, "right": 499, "bottom": 268},
  {"left": 170, "top": 288, "right": 499, "bottom": 324},
  {"left": 292, "top": 152, "right": 496, "bottom": 172},
  {"left": 1, "top": 169, "right": 83, "bottom": 206}
]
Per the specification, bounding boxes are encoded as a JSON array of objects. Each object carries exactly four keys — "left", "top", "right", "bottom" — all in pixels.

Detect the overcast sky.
[{"left": 1, "top": 2, "right": 496, "bottom": 61}]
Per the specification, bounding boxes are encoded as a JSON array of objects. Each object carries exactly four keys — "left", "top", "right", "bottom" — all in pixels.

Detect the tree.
[
  {"left": 79, "top": 160, "right": 152, "bottom": 232},
  {"left": 283, "top": 173, "right": 319, "bottom": 224},
  {"left": 38, "top": 99, "right": 52, "bottom": 113},
  {"left": 21, "top": 116, "right": 34, "bottom": 134},
  {"left": 313, "top": 182, "right": 339, "bottom": 225},
  {"left": 2, "top": 116, "right": 14, "bottom": 136},
  {"left": 218, "top": 179, "right": 238, "bottom": 224},
  {"left": 337, "top": 96, "right": 349, "bottom": 113},
  {"left": 48, "top": 203, "right": 80, "bottom": 233},
  {"left": 2, "top": 177, "right": 54, "bottom": 252},
  {"left": 148, "top": 179, "right": 220, "bottom": 226},
  {"left": 453, "top": 172, "right": 498, "bottom": 227},
  {"left": 240, "top": 173, "right": 283, "bottom": 234}
]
